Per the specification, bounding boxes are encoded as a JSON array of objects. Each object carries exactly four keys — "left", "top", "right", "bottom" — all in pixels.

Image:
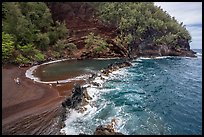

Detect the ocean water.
[
  {"left": 32, "top": 58, "right": 125, "bottom": 82},
  {"left": 60, "top": 49, "right": 202, "bottom": 135}
]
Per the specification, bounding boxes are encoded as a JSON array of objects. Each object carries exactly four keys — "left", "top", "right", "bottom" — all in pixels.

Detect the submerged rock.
[
  {"left": 79, "top": 125, "right": 124, "bottom": 135},
  {"left": 79, "top": 118, "right": 125, "bottom": 135},
  {"left": 93, "top": 125, "right": 124, "bottom": 135},
  {"left": 101, "top": 61, "right": 132, "bottom": 76}
]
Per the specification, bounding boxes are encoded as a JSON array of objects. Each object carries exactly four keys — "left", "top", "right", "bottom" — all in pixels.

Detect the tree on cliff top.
[
  {"left": 2, "top": 2, "right": 68, "bottom": 64},
  {"left": 96, "top": 2, "right": 191, "bottom": 48}
]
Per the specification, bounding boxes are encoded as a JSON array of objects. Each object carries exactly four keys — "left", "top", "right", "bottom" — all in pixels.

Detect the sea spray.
[
  {"left": 25, "top": 54, "right": 201, "bottom": 135},
  {"left": 60, "top": 58, "right": 182, "bottom": 135},
  {"left": 60, "top": 62, "right": 132, "bottom": 135}
]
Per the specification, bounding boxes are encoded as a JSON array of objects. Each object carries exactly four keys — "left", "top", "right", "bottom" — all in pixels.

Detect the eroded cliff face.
[
  {"left": 47, "top": 2, "right": 127, "bottom": 58},
  {"left": 130, "top": 38, "right": 196, "bottom": 58},
  {"left": 47, "top": 2, "right": 196, "bottom": 59}
]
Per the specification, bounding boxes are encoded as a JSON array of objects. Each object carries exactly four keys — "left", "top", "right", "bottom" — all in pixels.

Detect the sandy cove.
[{"left": 2, "top": 65, "right": 85, "bottom": 135}]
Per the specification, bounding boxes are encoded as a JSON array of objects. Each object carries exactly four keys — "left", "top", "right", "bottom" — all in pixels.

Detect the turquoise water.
[
  {"left": 34, "top": 50, "right": 202, "bottom": 135},
  {"left": 60, "top": 49, "right": 202, "bottom": 135}
]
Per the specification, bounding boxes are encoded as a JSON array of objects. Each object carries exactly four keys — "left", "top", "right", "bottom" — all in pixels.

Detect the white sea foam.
[
  {"left": 26, "top": 67, "right": 91, "bottom": 84},
  {"left": 196, "top": 52, "right": 202, "bottom": 56},
  {"left": 41, "top": 58, "right": 75, "bottom": 65},
  {"left": 154, "top": 56, "right": 171, "bottom": 59},
  {"left": 82, "top": 105, "right": 98, "bottom": 118},
  {"left": 131, "top": 62, "right": 140, "bottom": 66},
  {"left": 138, "top": 56, "right": 171, "bottom": 60},
  {"left": 25, "top": 65, "right": 40, "bottom": 81},
  {"left": 108, "top": 68, "right": 129, "bottom": 80},
  {"left": 82, "top": 83, "right": 91, "bottom": 88},
  {"left": 196, "top": 52, "right": 202, "bottom": 58},
  {"left": 60, "top": 109, "right": 84, "bottom": 135},
  {"left": 60, "top": 62, "right": 131, "bottom": 135},
  {"left": 92, "top": 57, "right": 121, "bottom": 60},
  {"left": 25, "top": 61, "right": 91, "bottom": 84},
  {"left": 86, "top": 87, "right": 100, "bottom": 101},
  {"left": 60, "top": 100, "right": 99, "bottom": 135},
  {"left": 139, "top": 57, "right": 152, "bottom": 60},
  {"left": 25, "top": 58, "right": 80, "bottom": 84}
]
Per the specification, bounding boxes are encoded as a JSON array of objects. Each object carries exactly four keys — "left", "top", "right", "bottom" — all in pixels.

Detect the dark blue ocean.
[{"left": 59, "top": 49, "right": 202, "bottom": 135}]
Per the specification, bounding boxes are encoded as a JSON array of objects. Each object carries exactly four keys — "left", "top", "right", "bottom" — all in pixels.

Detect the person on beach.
[
  {"left": 49, "top": 83, "right": 52, "bottom": 88},
  {"left": 14, "top": 77, "right": 20, "bottom": 85}
]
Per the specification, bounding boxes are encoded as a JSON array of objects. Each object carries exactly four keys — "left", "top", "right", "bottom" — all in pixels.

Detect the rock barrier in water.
[
  {"left": 60, "top": 61, "right": 132, "bottom": 135},
  {"left": 61, "top": 83, "right": 92, "bottom": 109},
  {"left": 79, "top": 118, "right": 124, "bottom": 135},
  {"left": 93, "top": 125, "right": 124, "bottom": 135},
  {"left": 100, "top": 61, "right": 132, "bottom": 76}
]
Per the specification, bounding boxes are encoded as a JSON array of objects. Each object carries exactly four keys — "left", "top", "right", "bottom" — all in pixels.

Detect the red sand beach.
[{"left": 2, "top": 65, "right": 85, "bottom": 134}]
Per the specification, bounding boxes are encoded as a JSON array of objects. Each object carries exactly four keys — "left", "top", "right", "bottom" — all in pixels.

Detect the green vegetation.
[
  {"left": 2, "top": 32, "right": 15, "bottom": 63},
  {"left": 2, "top": 2, "right": 192, "bottom": 64},
  {"left": 96, "top": 2, "right": 191, "bottom": 48},
  {"left": 54, "top": 39, "right": 77, "bottom": 53},
  {"left": 85, "top": 33, "right": 110, "bottom": 53},
  {"left": 2, "top": 2, "right": 68, "bottom": 65}
]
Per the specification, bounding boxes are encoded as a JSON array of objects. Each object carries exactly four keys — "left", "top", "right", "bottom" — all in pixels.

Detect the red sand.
[{"left": 2, "top": 65, "right": 85, "bottom": 134}]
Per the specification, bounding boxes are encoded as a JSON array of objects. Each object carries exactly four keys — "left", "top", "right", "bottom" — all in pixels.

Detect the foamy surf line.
[
  {"left": 136, "top": 56, "right": 172, "bottom": 61},
  {"left": 25, "top": 58, "right": 90, "bottom": 84},
  {"left": 196, "top": 52, "right": 202, "bottom": 56},
  {"left": 25, "top": 59, "right": 131, "bottom": 134},
  {"left": 60, "top": 65, "right": 129, "bottom": 135},
  {"left": 92, "top": 57, "right": 121, "bottom": 60},
  {"left": 41, "top": 58, "right": 76, "bottom": 65},
  {"left": 26, "top": 67, "right": 91, "bottom": 84}
]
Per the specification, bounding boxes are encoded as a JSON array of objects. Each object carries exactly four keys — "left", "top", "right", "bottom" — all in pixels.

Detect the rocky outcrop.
[
  {"left": 129, "top": 38, "right": 196, "bottom": 58},
  {"left": 47, "top": 2, "right": 196, "bottom": 59},
  {"left": 79, "top": 124, "right": 124, "bottom": 135},
  {"left": 79, "top": 123, "right": 124, "bottom": 135},
  {"left": 100, "top": 61, "right": 132, "bottom": 76},
  {"left": 47, "top": 2, "right": 125, "bottom": 59},
  {"left": 93, "top": 125, "right": 124, "bottom": 135},
  {"left": 60, "top": 83, "right": 93, "bottom": 128},
  {"left": 61, "top": 83, "right": 91, "bottom": 109}
]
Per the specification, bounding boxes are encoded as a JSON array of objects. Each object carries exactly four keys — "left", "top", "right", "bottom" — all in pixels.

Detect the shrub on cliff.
[
  {"left": 34, "top": 51, "right": 45, "bottom": 62},
  {"left": 96, "top": 2, "right": 191, "bottom": 48},
  {"left": 85, "top": 33, "right": 109, "bottom": 53},
  {"left": 2, "top": 2, "right": 68, "bottom": 64},
  {"left": 54, "top": 39, "right": 77, "bottom": 52},
  {"left": 2, "top": 32, "right": 15, "bottom": 64}
]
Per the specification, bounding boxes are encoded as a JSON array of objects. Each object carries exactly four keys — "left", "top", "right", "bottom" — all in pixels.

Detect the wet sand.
[{"left": 2, "top": 65, "right": 85, "bottom": 134}]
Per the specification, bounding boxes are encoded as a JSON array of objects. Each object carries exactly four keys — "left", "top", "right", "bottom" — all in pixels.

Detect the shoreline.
[
  {"left": 60, "top": 61, "right": 133, "bottom": 135},
  {"left": 59, "top": 54, "right": 201, "bottom": 135},
  {"left": 2, "top": 64, "right": 84, "bottom": 134},
  {"left": 25, "top": 57, "right": 125, "bottom": 83},
  {"left": 2, "top": 54, "right": 198, "bottom": 135},
  {"left": 3, "top": 57, "right": 125, "bottom": 134}
]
